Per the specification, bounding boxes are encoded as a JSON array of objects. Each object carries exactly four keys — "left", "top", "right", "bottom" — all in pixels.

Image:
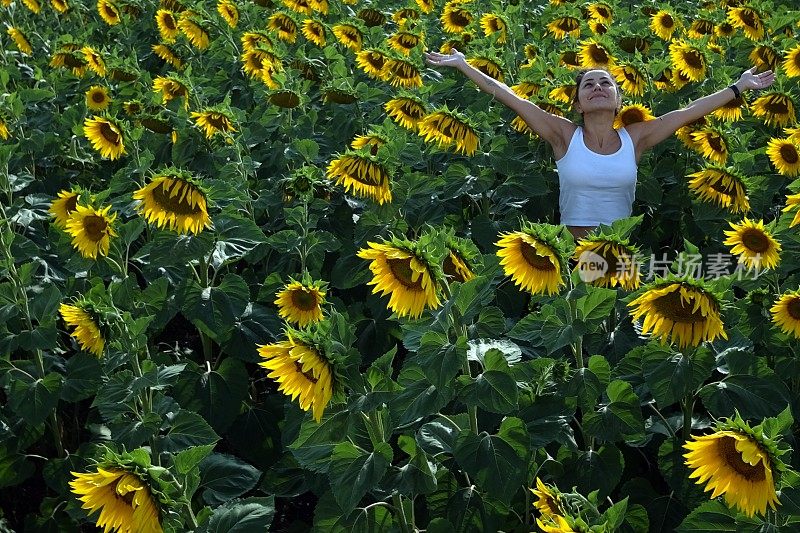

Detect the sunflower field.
[{"left": 3, "top": 0, "right": 800, "bottom": 530}]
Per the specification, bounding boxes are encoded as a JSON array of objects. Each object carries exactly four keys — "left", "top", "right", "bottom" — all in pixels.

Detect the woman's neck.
[{"left": 581, "top": 112, "right": 618, "bottom": 148}]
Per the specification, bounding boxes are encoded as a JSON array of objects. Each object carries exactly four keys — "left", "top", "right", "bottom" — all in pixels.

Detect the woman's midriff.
[{"left": 567, "top": 226, "right": 596, "bottom": 240}]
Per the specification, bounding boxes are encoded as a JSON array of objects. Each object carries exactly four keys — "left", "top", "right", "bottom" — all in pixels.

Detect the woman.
[{"left": 424, "top": 48, "right": 775, "bottom": 239}]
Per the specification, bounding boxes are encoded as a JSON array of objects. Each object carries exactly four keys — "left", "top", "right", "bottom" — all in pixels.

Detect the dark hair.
[{"left": 572, "top": 68, "right": 621, "bottom": 117}]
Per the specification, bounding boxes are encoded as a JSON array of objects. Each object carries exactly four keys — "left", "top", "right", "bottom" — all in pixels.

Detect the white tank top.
[{"left": 554, "top": 126, "right": 637, "bottom": 227}]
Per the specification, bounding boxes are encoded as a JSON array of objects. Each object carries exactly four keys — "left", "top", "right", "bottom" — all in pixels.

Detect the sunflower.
[
  {"left": 537, "top": 515, "right": 577, "bottom": 533},
  {"left": 326, "top": 152, "right": 392, "bottom": 204},
  {"left": 59, "top": 302, "right": 105, "bottom": 356},
  {"left": 627, "top": 280, "right": 727, "bottom": 348},
  {"left": 393, "top": 8, "right": 420, "bottom": 26},
  {"left": 650, "top": 9, "right": 679, "bottom": 40},
  {"left": 190, "top": 110, "right": 236, "bottom": 139},
  {"left": 385, "top": 96, "right": 426, "bottom": 131},
  {"left": 49, "top": 190, "right": 82, "bottom": 228},
  {"left": 85, "top": 86, "right": 111, "bottom": 111},
  {"left": 715, "top": 21, "right": 736, "bottom": 38},
  {"left": 308, "top": 0, "right": 328, "bottom": 14},
  {"left": 511, "top": 81, "right": 541, "bottom": 100},
  {"left": 275, "top": 280, "right": 326, "bottom": 327},
  {"left": 530, "top": 478, "right": 562, "bottom": 521},
  {"left": 357, "top": 240, "right": 441, "bottom": 319},
  {"left": 133, "top": 171, "right": 211, "bottom": 234},
  {"left": 727, "top": 7, "right": 764, "bottom": 41},
  {"left": 578, "top": 39, "right": 615, "bottom": 68},
  {"left": 241, "top": 31, "right": 273, "bottom": 52},
  {"left": 653, "top": 68, "right": 677, "bottom": 92},
  {"left": 495, "top": 226, "right": 567, "bottom": 296},
  {"left": 387, "top": 31, "right": 423, "bottom": 56},
  {"left": 284, "top": 0, "right": 313, "bottom": 15},
  {"left": 384, "top": 58, "right": 423, "bottom": 88},
  {"left": 783, "top": 45, "right": 800, "bottom": 78},
  {"left": 301, "top": 19, "right": 326, "bottom": 46},
  {"left": 559, "top": 50, "right": 581, "bottom": 69},
  {"left": 586, "top": 2, "right": 612, "bottom": 23},
  {"left": 217, "top": 0, "right": 238, "bottom": 27},
  {"left": 724, "top": 218, "right": 781, "bottom": 270},
  {"left": 573, "top": 237, "right": 641, "bottom": 290},
  {"left": 751, "top": 92, "right": 797, "bottom": 127},
  {"left": 480, "top": 13, "right": 507, "bottom": 43},
  {"left": 766, "top": 138, "right": 800, "bottom": 176},
  {"left": 51, "top": 50, "right": 89, "bottom": 76},
  {"left": 610, "top": 64, "right": 646, "bottom": 97},
  {"left": 21, "top": 0, "right": 41, "bottom": 13},
  {"left": 356, "top": 49, "right": 388, "bottom": 80},
  {"left": 241, "top": 48, "right": 276, "bottom": 79},
  {"left": 687, "top": 166, "right": 750, "bottom": 213},
  {"left": 84, "top": 116, "right": 126, "bottom": 160},
  {"left": 97, "top": 0, "right": 121, "bottom": 25},
  {"left": 152, "top": 76, "right": 189, "bottom": 108},
  {"left": 80, "top": 46, "right": 106, "bottom": 77},
  {"left": 614, "top": 103, "right": 655, "bottom": 129},
  {"left": 70, "top": 467, "right": 162, "bottom": 532},
  {"left": 258, "top": 332, "right": 334, "bottom": 422},
  {"left": 415, "top": 0, "right": 433, "bottom": 14},
  {"left": 155, "top": 9, "right": 180, "bottom": 42},
  {"left": 0, "top": 119, "right": 8, "bottom": 140},
  {"left": 749, "top": 45, "right": 778, "bottom": 72},
  {"left": 260, "top": 57, "right": 283, "bottom": 90},
  {"left": 64, "top": 204, "right": 117, "bottom": 259},
  {"left": 711, "top": 95, "right": 746, "bottom": 122},
  {"left": 51, "top": 0, "right": 68, "bottom": 13},
  {"left": 548, "top": 84, "right": 575, "bottom": 104},
  {"left": 358, "top": 8, "right": 385, "bottom": 27},
  {"left": 332, "top": 23, "right": 362, "bottom": 51},
  {"left": 688, "top": 19, "right": 715, "bottom": 39},
  {"left": 690, "top": 127, "right": 728, "bottom": 165},
  {"left": 267, "top": 12, "right": 297, "bottom": 42},
  {"left": 443, "top": 250, "right": 475, "bottom": 283},
  {"left": 782, "top": 193, "right": 800, "bottom": 227},
  {"left": 546, "top": 17, "right": 580, "bottom": 39},
  {"left": 440, "top": 6, "right": 472, "bottom": 34},
  {"left": 466, "top": 57, "right": 503, "bottom": 82},
  {"left": 417, "top": 109, "right": 479, "bottom": 156},
  {"left": 675, "top": 116, "right": 708, "bottom": 149},
  {"left": 669, "top": 40, "right": 707, "bottom": 82},
  {"left": 7, "top": 28, "right": 32, "bottom": 55},
  {"left": 351, "top": 131, "right": 387, "bottom": 153},
  {"left": 769, "top": 289, "right": 800, "bottom": 338},
  {"left": 684, "top": 430, "right": 779, "bottom": 517},
  {"left": 588, "top": 20, "right": 608, "bottom": 35},
  {"left": 178, "top": 12, "right": 210, "bottom": 49},
  {"left": 786, "top": 127, "right": 800, "bottom": 143},
  {"left": 152, "top": 44, "right": 183, "bottom": 69}
]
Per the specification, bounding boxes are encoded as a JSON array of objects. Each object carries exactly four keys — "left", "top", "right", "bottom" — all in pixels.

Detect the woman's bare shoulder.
[{"left": 551, "top": 121, "right": 579, "bottom": 161}]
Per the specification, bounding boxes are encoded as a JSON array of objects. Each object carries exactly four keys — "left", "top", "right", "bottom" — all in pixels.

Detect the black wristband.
[{"left": 729, "top": 84, "right": 741, "bottom": 99}]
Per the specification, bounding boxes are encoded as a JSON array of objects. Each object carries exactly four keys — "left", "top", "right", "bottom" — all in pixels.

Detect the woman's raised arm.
[
  {"left": 424, "top": 49, "right": 573, "bottom": 149},
  {"left": 630, "top": 67, "right": 776, "bottom": 153}
]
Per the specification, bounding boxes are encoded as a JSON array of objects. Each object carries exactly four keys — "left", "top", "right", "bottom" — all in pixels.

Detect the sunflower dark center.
[
  {"left": 718, "top": 436, "right": 767, "bottom": 482},
  {"left": 694, "top": 20, "right": 714, "bottom": 34},
  {"left": 520, "top": 241, "right": 556, "bottom": 271},
  {"left": 709, "top": 177, "right": 734, "bottom": 194},
  {"left": 622, "top": 109, "right": 645, "bottom": 125},
  {"left": 683, "top": 49, "right": 704, "bottom": 70},
  {"left": 400, "top": 102, "right": 423, "bottom": 118},
  {"left": 596, "top": 7, "right": 609, "bottom": 17},
  {"left": 590, "top": 45, "right": 608, "bottom": 62},
  {"left": 779, "top": 143, "right": 799, "bottom": 164},
  {"left": 65, "top": 195, "right": 79, "bottom": 213},
  {"left": 104, "top": 4, "right": 117, "bottom": 17},
  {"left": 92, "top": 91, "right": 106, "bottom": 103},
  {"left": 293, "top": 361, "right": 318, "bottom": 383},
  {"left": 366, "top": 53, "right": 386, "bottom": 70},
  {"left": 152, "top": 180, "right": 203, "bottom": 215},
  {"left": 739, "top": 10, "right": 757, "bottom": 28},
  {"left": 277, "top": 17, "right": 295, "bottom": 32},
  {"left": 765, "top": 99, "right": 789, "bottom": 114},
  {"left": 652, "top": 289, "right": 707, "bottom": 323},
  {"left": 557, "top": 18, "right": 579, "bottom": 31},
  {"left": 387, "top": 258, "right": 424, "bottom": 290},
  {"left": 661, "top": 14, "right": 674, "bottom": 28},
  {"left": 787, "top": 298, "right": 800, "bottom": 320},
  {"left": 740, "top": 229, "right": 770, "bottom": 253},
  {"left": 206, "top": 113, "right": 229, "bottom": 131},
  {"left": 561, "top": 51, "right": 579, "bottom": 65},
  {"left": 290, "top": 289, "right": 319, "bottom": 311},
  {"left": 99, "top": 122, "right": 120, "bottom": 144},
  {"left": 707, "top": 134, "right": 724, "bottom": 152},
  {"left": 448, "top": 10, "right": 470, "bottom": 27},
  {"left": 163, "top": 14, "right": 176, "bottom": 29},
  {"left": 83, "top": 215, "right": 108, "bottom": 241}
]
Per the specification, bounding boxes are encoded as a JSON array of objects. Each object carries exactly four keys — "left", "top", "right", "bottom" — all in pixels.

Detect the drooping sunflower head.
[
  {"left": 687, "top": 165, "right": 750, "bottom": 214},
  {"left": 241, "top": 30, "right": 273, "bottom": 52},
  {"left": 749, "top": 45, "right": 779, "bottom": 72},
  {"left": 711, "top": 94, "right": 746, "bottom": 122},
  {"left": 627, "top": 277, "right": 727, "bottom": 348},
  {"left": 669, "top": 40, "right": 707, "bottom": 82},
  {"left": 281, "top": 164, "right": 331, "bottom": 202},
  {"left": 723, "top": 218, "right": 782, "bottom": 271},
  {"left": 387, "top": 30, "right": 424, "bottom": 56},
  {"left": 546, "top": 16, "right": 580, "bottom": 39},
  {"left": 357, "top": 235, "right": 443, "bottom": 319},
  {"left": 783, "top": 44, "right": 800, "bottom": 78},
  {"left": 217, "top": 0, "right": 238, "bottom": 28},
  {"left": 151, "top": 44, "right": 183, "bottom": 69},
  {"left": 684, "top": 414, "right": 786, "bottom": 517},
  {"left": 283, "top": 0, "right": 313, "bottom": 15},
  {"left": 417, "top": 106, "right": 479, "bottom": 156},
  {"left": 70, "top": 456, "right": 163, "bottom": 532},
  {"left": 690, "top": 126, "right": 729, "bottom": 165},
  {"left": 190, "top": 108, "right": 236, "bottom": 140},
  {"left": 49, "top": 189, "right": 83, "bottom": 228},
  {"left": 301, "top": 18, "right": 326, "bottom": 47},
  {"left": 573, "top": 235, "right": 641, "bottom": 290},
  {"left": 152, "top": 75, "right": 189, "bottom": 108},
  {"left": 51, "top": 49, "right": 89, "bottom": 76},
  {"left": 727, "top": 6, "right": 764, "bottom": 41},
  {"left": 384, "top": 56, "right": 423, "bottom": 88},
  {"left": 357, "top": 7, "right": 386, "bottom": 27},
  {"left": 351, "top": 130, "right": 389, "bottom": 155},
  {"left": 548, "top": 84, "right": 576, "bottom": 104},
  {"left": 441, "top": 229, "right": 480, "bottom": 283},
  {"left": 466, "top": 56, "right": 504, "bottom": 82},
  {"left": 530, "top": 477, "right": 564, "bottom": 522},
  {"left": 751, "top": 92, "right": 797, "bottom": 128},
  {"left": 440, "top": 4, "right": 473, "bottom": 34},
  {"left": 275, "top": 278, "right": 327, "bottom": 327},
  {"left": 650, "top": 9, "right": 679, "bottom": 40},
  {"left": 133, "top": 169, "right": 212, "bottom": 235},
  {"left": 415, "top": 0, "right": 433, "bottom": 14},
  {"left": 356, "top": 49, "right": 389, "bottom": 80},
  {"left": 385, "top": 95, "right": 426, "bottom": 131},
  {"left": 156, "top": 9, "right": 180, "bottom": 41},
  {"left": 332, "top": 22, "right": 363, "bottom": 51},
  {"left": 178, "top": 11, "right": 211, "bottom": 49},
  {"left": 687, "top": 18, "right": 715, "bottom": 39},
  {"left": 326, "top": 151, "right": 393, "bottom": 204},
  {"left": 392, "top": 7, "right": 420, "bottom": 27},
  {"left": 258, "top": 324, "right": 339, "bottom": 422},
  {"left": 586, "top": 2, "right": 613, "bottom": 23},
  {"left": 97, "top": 0, "right": 121, "bottom": 25},
  {"left": 496, "top": 222, "right": 571, "bottom": 296},
  {"left": 64, "top": 204, "right": 118, "bottom": 260},
  {"left": 766, "top": 137, "right": 800, "bottom": 177},
  {"left": 80, "top": 45, "right": 106, "bottom": 76},
  {"left": 85, "top": 85, "right": 112, "bottom": 112},
  {"left": 577, "top": 38, "right": 615, "bottom": 69},
  {"left": 84, "top": 116, "right": 126, "bottom": 160},
  {"left": 613, "top": 103, "right": 655, "bottom": 129},
  {"left": 7, "top": 27, "right": 33, "bottom": 55},
  {"left": 479, "top": 13, "right": 507, "bottom": 43},
  {"left": 59, "top": 300, "right": 106, "bottom": 356},
  {"left": 771, "top": 288, "right": 800, "bottom": 338},
  {"left": 241, "top": 48, "right": 278, "bottom": 79},
  {"left": 51, "top": 0, "right": 69, "bottom": 12}
]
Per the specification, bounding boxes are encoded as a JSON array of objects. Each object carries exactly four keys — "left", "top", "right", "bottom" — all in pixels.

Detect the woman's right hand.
[{"left": 424, "top": 48, "right": 467, "bottom": 70}]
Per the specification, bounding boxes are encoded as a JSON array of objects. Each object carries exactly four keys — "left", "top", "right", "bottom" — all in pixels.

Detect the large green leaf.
[
  {"left": 199, "top": 453, "right": 262, "bottom": 506},
  {"left": 289, "top": 410, "right": 350, "bottom": 473},
  {"left": 583, "top": 380, "right": 645, "bottom": 442},
  {"left": 699, "top": 374, "right": 792, "bottom": 419},
  {"left": 174, "top": 358, "right": 249, "bottom": 433},
  {"left": 558, "top": 445, "right": 624, "bottom": 499},
  {"left": 460, "top": 369, "right": 519, "bottom": 414},
  {"left": 158, "top": 409, "right": 220, "bottom": 452},
  {"left": 8, "top": 371, "right": 62, "bottom": 426},
  {"left": 642, "top": 345, "right": 715, "bottom": 407},
  {"left": 182, "top": 273, "right": 250, "bottom": 342},
  {"left": 414, "top": 331, "right": 464, "bottom": 389},
  {"left": 674, "top": 500, "right": 737, "bottom": 532},
  {"left": 328, "top": 441, "right": 393, "bottom": 513},
  {"left": 452, "top": 429, "right": 526, "bottom": 504},
  {"left": 389, "top": 367, "right": 453, "bottom": 426},
  {"left": 197, "top": 496, "right": 275, "bottom": 533},
  {"left": 61, "top": 352, "right": 103, "bottom": 402}
]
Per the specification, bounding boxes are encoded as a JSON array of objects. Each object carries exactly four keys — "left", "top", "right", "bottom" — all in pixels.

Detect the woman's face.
[{"left": 575, "top": 70, "right": 621, "bottom": 115}]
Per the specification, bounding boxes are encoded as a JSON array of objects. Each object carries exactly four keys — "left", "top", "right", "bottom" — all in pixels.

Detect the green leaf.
[
  {"left": 461, "top": 370, "right": 518, "bottom": 414},
  {"left": 175, "top": 445, "right": 216, "bottom": 475},
  {"left": 328, "top": 442, "right": 393, "bottom": 513},
  {"left": 567, "top": 357, "right": 608, "bottom": 411},
  {"left": 415, "top": 332, "right": 464, "bottom": 389},
  {"left": 9, "top": 372, "right": 62, "bottom": 426},
  {"left": 289, "top": 410, "right": 350, "bottom": 473},
  {"left": 675, "top": 500, "right": 737, "bottom": 532},
  {"left": 643, "top": 346, "right": 715, "bottom": 407},
  {"left": 182, "top": 274, "right": 250, "bottom": 343},
  {"left": 198, "top": 496, "right": 275, "bottom": 533},
  {"left": 29, "top": 284, "right": 61, "bottom": 323},
  {"left": 200, "top": 453, "right": 262, "bottom": 506},
  {"left": 559, "top": 445, "right": 624, "bottom": 499},
  {"left": 158, "top": 409, "right": 220, "bottom": 452},
  {"left": 583, "top": 380, "right": 645, "bottom": 442},
  {"left": 61, "top": 352, "right": 102, "bottom": 402},
  {"left": 392, "top": 451, "right": 438, "bottom": 496},
  {"left": 210, "top": 215, "right": 267, "bottom": 270},
  {"left": 0, "top": 443, "right": 35, "bottom": 489},
  {"left": 389, "top": 367, "right": 453, "bottom": 426},
  {"left": 699, "top": 374, "right": 792, "bottom": 419},
  {"left": 132, "top": 363, "right": 186, "bottom": 392},
  {"left": 416, "top": 417, "right": 461, "bottom": 457},
  {"left": 576, "top": 286, "right": 616, "bottom": 323},
  {"left": 174, "top": 358, "right": 249, "bottom": 433},
  {"left": 453, "top": 430, "right": 526, "bottom": 504}
]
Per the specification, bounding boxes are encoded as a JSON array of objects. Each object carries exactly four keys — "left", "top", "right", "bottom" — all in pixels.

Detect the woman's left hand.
[{"left": 736, "top": 66, "right": 775, "bottom": 92}]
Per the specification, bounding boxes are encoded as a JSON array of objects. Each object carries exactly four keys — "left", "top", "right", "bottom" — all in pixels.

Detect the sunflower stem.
[
  {"left": 392, "top": 494, "right": 412, "bottom": 533},
  {"left": 681, "top": 394, "right": 695, "bottom": 441}
]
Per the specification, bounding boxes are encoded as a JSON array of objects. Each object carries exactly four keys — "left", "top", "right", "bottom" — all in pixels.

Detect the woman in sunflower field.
[{"left": 424, "top": 49, "right": 775, "bottom": 239}]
